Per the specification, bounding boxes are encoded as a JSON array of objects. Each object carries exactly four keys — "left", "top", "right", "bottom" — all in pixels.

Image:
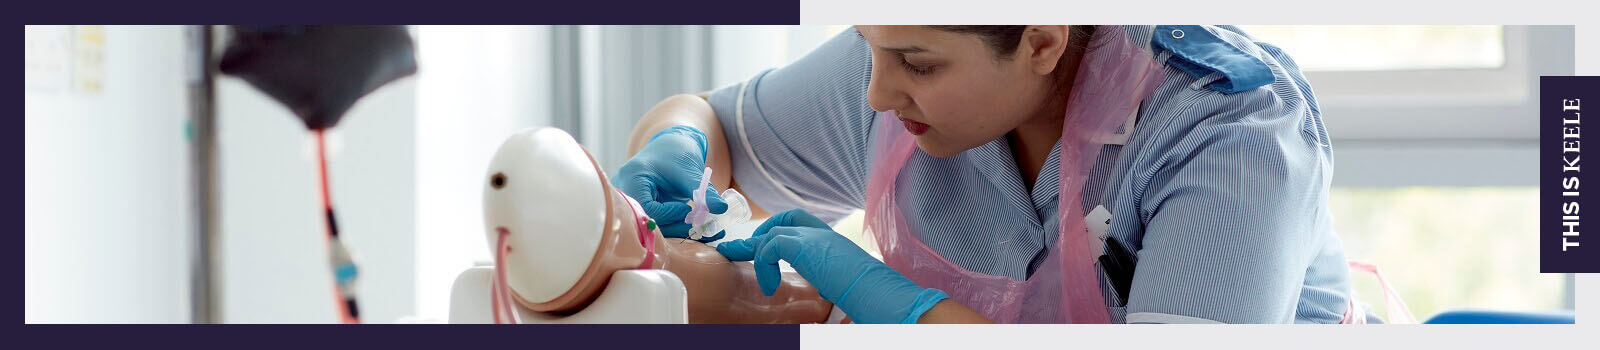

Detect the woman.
[{"left": 615, "top": 25, "right": 1358, "bottom": 324}]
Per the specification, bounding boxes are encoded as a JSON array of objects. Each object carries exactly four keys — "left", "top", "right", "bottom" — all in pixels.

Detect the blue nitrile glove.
[
  {"left": 716, "top": 209, "right": 949, "bottom": 324},
  {"left": 613, "top": 125, "right": 729, "bottom": 242}
]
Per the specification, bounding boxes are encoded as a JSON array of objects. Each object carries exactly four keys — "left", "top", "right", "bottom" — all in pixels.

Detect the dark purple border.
[
  {"left": 21, "top": 324, "right": 801, "bottom": 349},
  {"left": 14, "top": 0, "right": 801, "bottom": 25}
]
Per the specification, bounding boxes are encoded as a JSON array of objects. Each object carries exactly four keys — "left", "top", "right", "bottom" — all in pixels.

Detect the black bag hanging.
[{"left": 218, "top": 25, "right": 416, "bottom": 130}]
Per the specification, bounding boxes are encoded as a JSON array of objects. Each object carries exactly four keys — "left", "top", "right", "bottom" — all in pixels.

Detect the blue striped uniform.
[{"left": 706, "top": 25, "right": 1363, "bottom": 324}]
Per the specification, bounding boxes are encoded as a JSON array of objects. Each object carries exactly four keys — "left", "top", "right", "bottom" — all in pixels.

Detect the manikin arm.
[
  {"left": 624, "top": 95, "right": 826, "bottom": 322},
  {"left": 659, "top": 238, "right": 832, "bottom": 324}
]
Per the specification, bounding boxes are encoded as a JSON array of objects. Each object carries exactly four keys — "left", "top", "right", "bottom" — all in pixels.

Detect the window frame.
[{"left": 1291, "top": 26, "right": 1574, "bottom": 189}]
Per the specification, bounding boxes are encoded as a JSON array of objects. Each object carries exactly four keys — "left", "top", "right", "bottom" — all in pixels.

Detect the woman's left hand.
[{"left": 716, "top": 209, "right": 949, "bottom": 324}]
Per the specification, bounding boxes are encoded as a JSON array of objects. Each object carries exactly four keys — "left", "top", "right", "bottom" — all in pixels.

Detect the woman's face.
[{"left": 858, "top": 25, "right": 1069, "bottom": 157}]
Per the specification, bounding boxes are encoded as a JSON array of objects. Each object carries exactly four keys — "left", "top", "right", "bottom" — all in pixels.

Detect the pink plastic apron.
[{"left": 864, "top": 27, "right": 1163, "bottom": 324}]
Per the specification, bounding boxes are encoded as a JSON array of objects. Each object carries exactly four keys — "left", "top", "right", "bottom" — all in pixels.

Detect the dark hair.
[
  {"left": 929, "top": 25, "right": 1096, "bottom": 59},
  {"left": 929, "top": 25, "right": 1097, "bottom": 92}
]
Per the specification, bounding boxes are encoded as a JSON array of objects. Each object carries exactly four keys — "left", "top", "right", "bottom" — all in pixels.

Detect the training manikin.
[{"left": 482, "top": 127, "right": 833, "bottom": 324}]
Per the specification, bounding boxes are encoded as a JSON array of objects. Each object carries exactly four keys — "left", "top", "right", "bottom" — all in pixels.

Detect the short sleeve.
[
  {"left": 706, "top": 27, "right": 876, "bottom": 223},
  {"left": 1123, "top": 86, "right": 1334, "bottom": 324}
]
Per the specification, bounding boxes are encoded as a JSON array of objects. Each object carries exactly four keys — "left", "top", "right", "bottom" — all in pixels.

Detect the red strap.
[
  {"left": 314, "top": 130, "right": 360, "bottom": 324},
  {"left": 492, "top": 227, "right": 518, "bottom": 324}
]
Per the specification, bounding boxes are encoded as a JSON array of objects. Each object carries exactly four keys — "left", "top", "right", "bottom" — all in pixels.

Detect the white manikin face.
[{"left": 482, "top": 128, "right": 608, "bottom": 304}]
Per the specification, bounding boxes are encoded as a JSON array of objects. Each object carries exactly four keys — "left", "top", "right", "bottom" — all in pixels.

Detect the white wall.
[
  {"left": 216, "top": 30, "right": 417, "bottom": 323},
  {"left": 25, "top": 25, "right": 192, "bottom": 323},
  {"left": 413, "top": 25, "right": 551, "bottom": 322},
  {"left": 709, "top": 25, "right": 846, "bottom": 89}
]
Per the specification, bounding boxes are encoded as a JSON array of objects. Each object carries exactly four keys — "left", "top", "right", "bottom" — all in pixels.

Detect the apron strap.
[{"left": 1344, "top": 260, "right": 1418, "bottom": 324}]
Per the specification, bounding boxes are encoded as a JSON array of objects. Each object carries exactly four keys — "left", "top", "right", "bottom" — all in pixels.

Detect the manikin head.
[{"left": 482, "top": 127, "right": 658, "bottom": 313}]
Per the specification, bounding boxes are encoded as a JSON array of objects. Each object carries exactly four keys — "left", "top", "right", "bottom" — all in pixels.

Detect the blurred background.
[{"left": 23, "top": 25, "right": 1573, "bottom": 323}]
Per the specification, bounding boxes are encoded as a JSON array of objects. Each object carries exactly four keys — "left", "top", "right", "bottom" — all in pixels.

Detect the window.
[
  {"left": 1237, "top": 25, "right": 1505, "bottom": 71},
  {"left": 1239, "top": 25, "right": 1576, "bottom": 318},
  {"left": 1236, "top": 26, "right": 1574, "bottom": 142},
  {"left": 1330, "top": 187, "right": 1567, "bottom": 319}
]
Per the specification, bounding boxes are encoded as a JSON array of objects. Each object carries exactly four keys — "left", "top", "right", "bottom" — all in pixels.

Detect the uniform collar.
[
  {"left": 1150, "top": 25, "right": 1274, "bottom": 95},
  {"left": 966, "top": 126, "right": 1129, "bottom": 229},
  {"left": 960, "top": 26, "right": 1168, "bottom": 221},
  {"left": 967, "top": 139, "right": 1043, "bottom": 228}
]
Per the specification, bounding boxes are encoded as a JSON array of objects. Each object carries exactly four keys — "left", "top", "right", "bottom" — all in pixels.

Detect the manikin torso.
[{"left": 482, "top": 127, "right": 832, "bottom": 323}]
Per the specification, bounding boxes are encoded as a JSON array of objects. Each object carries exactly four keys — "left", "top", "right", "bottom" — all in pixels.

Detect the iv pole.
[{"left": 186, "top": 24, "right": 220, "bottom": 324}]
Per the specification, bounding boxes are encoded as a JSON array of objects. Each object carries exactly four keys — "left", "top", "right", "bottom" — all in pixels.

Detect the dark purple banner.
[
  {"left": 1542, "top": 76, "right": 1597, "bottom": 273},
  {"left": 15, "top": 0, "right": 802, "bottom": 24},
  {"left": 19, "top": 324, "right": 800, "bottom": 350}
]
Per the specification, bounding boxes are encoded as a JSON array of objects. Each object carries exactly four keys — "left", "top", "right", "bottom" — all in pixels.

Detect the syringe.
[{"left": 686, "top": 167, "right": 751, "bottom": 240}]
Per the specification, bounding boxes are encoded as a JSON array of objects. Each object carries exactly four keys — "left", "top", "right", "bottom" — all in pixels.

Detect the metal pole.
[{"left": 186, "top": 25, "right": 220, "bottom": 324}]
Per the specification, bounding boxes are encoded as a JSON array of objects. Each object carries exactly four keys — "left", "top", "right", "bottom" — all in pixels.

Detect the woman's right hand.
[{"left": 613, "top": 125, "right": 729, "bottom": 241}]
